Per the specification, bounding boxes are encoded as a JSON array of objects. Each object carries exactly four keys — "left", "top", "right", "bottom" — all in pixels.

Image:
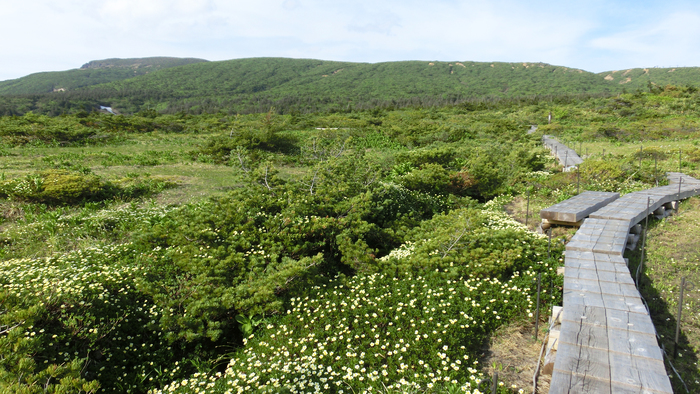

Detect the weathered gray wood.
[
  {"left": 608, "top": 353, "right": 673, "bottom": 393},
  {"left": 564, "top": 277, "right": 640, "bottom": 298},
  {"left": 607, "top": 329, "right": 663, "bottom": 361},
  {"left": 549, "top": 371, "right": 612, "bottom": 394},
  {"left": 605, "top": 308, "right": 657, "bottom": 336},
  {"left": 564, "top": 266, "right": 635, "bottom": 284},
  {"left": 563, "top": 291, "right": 648, "bottom": 314},
  {"left": 553, "top": 342, "right": 611, "bottom": 382},
  {"left": 559, "top": 319, "right": 609, "bottom": 350},
  {"left": 541, "top": 191, "right": 620, "bottom": 223},
  {"left": 667, "top": 172, "right": 700, "bottom": 185}
]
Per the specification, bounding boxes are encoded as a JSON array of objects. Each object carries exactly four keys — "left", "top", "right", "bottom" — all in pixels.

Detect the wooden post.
[
  {"left": 577, "top": 166, "right": 580, "bottom": 194},
  {"left": 525, "top": 188, "right": 531, "bottom": 227},
  {"left": 639, "top": 145, "right": 643, "bottom": 168},
  {"left": 603, "top": 148, "right": 605, "bottom": 157},
  {"left": 637, "top": 197, "right": 652, "bottom": 286},
  {"left": 679, "top": 148, "right": 682, "bottom": 173},
  {"left": 491, "top": 370, "right": 499, "bottom": 393},
  {"left": 534, "top": 273, "right": 542, "bottom": 340},
  {"left": 655, "top": 155, "right": 658, "bottom": 187},
  {"left": 564, "top": 151, "right": 568, "bottom": 170},
  {"left": 547, "top": 228, "right": 552, "bottom": 259},
  {"left": 674, "top": 277, "right": 686, "bottom": 358}
]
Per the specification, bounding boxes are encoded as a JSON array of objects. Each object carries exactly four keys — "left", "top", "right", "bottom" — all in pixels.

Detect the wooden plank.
[
  {"left": 540, "top": 191, "right": 620, "bottom": 223},
  {"left": 549, "top": 371, "right": 612, "bottom": 394},
  {"left": 601, "top": 294, "right": 647, "bottom": 314},
  {"left": 563, "top": 291, "right": 648, "bottom": 314},
  {"left": 553, "top": 342, "right": 611, "bottom": 382},
  {"left": 558, "top": 319, "right": 609, "bottom": 351},
  {"left": 607, "top": 328, "right": 663, "bottom": 361},
  {"left": 605, "top": 309, "right": 657, "bottom": 336},
  {"left": 562, "top": 304, "right": 608, "bottom": 327},
  {"left": 562, "top": 304, "right": 656, "bottom": 336},
  {"left": 608, "top": 353, "right": 674, "bottom": 393},
  {"left": 609, "top": 381, "right": 673, "bottom": 394}
]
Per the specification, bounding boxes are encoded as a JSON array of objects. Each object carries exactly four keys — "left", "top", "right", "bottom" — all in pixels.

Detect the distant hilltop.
[{"left": 79, "top": 57, "right": 208, "bottom": 70}]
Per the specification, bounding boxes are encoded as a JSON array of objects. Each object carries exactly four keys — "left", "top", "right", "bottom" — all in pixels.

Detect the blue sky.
[{"left": 2, "top": 0, "right": 700, "bottom": 81}]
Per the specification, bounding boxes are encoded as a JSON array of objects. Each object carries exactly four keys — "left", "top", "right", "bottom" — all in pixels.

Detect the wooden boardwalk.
[
  {"left": 543, "top": 135, "right": 583, "bottom": 170},
  {"left": 541, "top": 191, "right": 619, "bottom": 226},
  {"left": 547, "top": 174, "right": 700, "bottom": 394}
]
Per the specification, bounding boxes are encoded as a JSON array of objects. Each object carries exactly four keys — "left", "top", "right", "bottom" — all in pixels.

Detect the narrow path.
[
  {"left": 547, "top": 174, "right": 700, "bottom": 393},
  {"left": 542, "top": 135, "right": 583, "bottom": 171}
]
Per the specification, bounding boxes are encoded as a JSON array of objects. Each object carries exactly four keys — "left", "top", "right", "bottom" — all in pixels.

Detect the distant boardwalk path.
[
  {"left": 543, "top": 135, "right": 583, "bottom": 171},
  {"left": 547, "top": 173, "right": 700, "bottom": 393}
]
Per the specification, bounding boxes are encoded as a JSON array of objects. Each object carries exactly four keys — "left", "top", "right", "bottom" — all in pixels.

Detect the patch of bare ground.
[
  {"left": 481, "top": 322, "right": 552, "bottom": 393},
  {"left": 504, "top": 196, "right": 577, "bottom": 241}
]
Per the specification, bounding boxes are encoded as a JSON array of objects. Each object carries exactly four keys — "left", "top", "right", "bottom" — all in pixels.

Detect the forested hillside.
[
  {"left": 4, "top": 57, "right": 700, "bottom": 116},
  {"left": 598, "top": 66, "right": 700, "bottom": 91},
  {"left": 0, "top": 57, "right": 208, "bottom": 96}
]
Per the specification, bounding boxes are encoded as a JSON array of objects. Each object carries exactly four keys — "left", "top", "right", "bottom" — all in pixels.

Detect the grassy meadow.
[{"left": 1, "top": 86, "right": 700, "bottom": 393}]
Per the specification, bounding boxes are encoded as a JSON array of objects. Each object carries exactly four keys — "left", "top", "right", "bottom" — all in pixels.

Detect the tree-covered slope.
[
  {"left": 96, "top": 58, "right": 617, "bottom": 105},
  {"left": 4, "top": 57, "right": 700, "bottom": 115},
  {"left": 597, "top": 67, "right": 700, "bottom": 91},
  {"left": 0, "top": 57, "right": 208, "bottom": 95}
]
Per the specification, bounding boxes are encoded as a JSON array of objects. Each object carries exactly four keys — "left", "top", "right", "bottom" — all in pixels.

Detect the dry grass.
[{"left": 480, "top": 321, "right": 553, "bottom": 393}]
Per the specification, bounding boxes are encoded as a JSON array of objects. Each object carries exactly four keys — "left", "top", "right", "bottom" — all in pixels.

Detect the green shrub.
[
  {"left": 399, "top": 163, "right": 451, "bottom": 194},
  {"left": 0, "top": 170, "right": 177, "bottom": 205}
]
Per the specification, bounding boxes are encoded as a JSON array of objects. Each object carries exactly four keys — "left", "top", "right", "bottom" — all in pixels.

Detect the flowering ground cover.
[
  {"left": 153, "top": 271, "right": 545, "bottom": 394},
  {"left": 2, "top": 89, "right": 700, "bottom": 393}
]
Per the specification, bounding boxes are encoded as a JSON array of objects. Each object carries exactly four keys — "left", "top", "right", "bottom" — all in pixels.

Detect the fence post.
[
  {"left": 655, "top": 155, "right": 658, "bottom": 187},
  {"left": 525, "top": 187, "right": 531, "bottom": 227},
  {"left": 637, "top": 197, "right": 652, "bottom": 286},
  {"left": 577, "top": 166, "right": 580, "bottom": 194},
  {"left": 534, "top": 273, "right": 542, "bottom": 340},
  {"left": 674, "top": 277, "right": 686, "bottom": 358},
  {"left": 491, "top": 370, "right": 499, "bottom": 394}
]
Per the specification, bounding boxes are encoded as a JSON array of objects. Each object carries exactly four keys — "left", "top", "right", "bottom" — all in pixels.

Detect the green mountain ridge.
[
  {"left": 597, "top": 67, "right": 700, "bottom": 91},
  {"left": 1, "top": 57, "right": 699, "bottom": 115},
  {"left": 0, "top": 57, "right": 208, "bottom": 96}
]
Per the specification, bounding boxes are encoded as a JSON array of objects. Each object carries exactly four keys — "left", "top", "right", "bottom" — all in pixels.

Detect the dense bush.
[{"left": 0, "top": 170, "right": 177, "bottom": 204}]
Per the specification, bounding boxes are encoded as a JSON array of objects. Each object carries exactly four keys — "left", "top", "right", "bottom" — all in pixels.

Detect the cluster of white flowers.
[
  {"left": 482, "top": 196, "right": 544, "bottom": 238},
  {"left": 378, "top": 241, "right": 417, "bottom": 261},
  {"left": 525, "top": 170, "right": 551, "bottom": 179}
]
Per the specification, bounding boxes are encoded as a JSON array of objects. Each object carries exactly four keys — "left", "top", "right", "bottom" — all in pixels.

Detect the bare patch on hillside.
[
  {"left": 620, "top": 77, "right": 632, "bottom": 84},
  {"left": 604, "top": 74, "right": 614, "bottom": 81}
]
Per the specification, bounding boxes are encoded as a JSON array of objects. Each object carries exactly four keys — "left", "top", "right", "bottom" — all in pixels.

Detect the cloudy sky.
[{"left": 3, "top": 0, "right": 700, "bottom": 81}]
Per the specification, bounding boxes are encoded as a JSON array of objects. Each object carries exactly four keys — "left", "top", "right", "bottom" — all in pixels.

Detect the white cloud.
[{"left": 589, "top": 12, "right": 700, "bottom": 69}]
